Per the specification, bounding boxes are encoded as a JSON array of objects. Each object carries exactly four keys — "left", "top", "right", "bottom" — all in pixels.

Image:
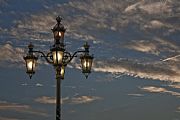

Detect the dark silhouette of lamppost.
[{"left": 23, "top": 16, "right": 94, "bottom": 120}]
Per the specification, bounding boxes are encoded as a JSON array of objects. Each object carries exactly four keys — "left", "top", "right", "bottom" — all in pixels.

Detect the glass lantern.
[
  {"left": 80, "top": 54, "right": 93, "bottom": 78},
  {"left": 51, "top": 47, "right": 64, "bottom": 66},
  {"left": 24, "top": 55, "right": 38, "bottom": 79}
]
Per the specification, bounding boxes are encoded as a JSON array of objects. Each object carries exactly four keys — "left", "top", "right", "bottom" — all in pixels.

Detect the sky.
[{"left": 0, "top": 0, "right": 180, "bottom": 120}]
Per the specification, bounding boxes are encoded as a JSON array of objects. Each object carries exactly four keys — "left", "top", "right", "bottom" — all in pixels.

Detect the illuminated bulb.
[
  {"left": 27, "top": 61, "right": 33, "bottom": 70},
  {"left": 58, "top": 32, "right": 61, "bottom": 37},
  {"left": 84, "top": 60, "right": 90, "bottom": 68}
]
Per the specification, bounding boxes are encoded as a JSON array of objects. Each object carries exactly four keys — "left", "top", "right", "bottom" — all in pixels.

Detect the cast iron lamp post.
[{"left": 23, "top": 16, "right": 94, "bottom": 120}]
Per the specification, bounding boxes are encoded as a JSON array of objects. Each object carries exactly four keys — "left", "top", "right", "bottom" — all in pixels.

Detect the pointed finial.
[
  {"left": 84, "top": 42, "right": 89, "bottom": 53},
  {"left": 56, "top": 16, "right": 62, "bottom": 24},
  {"left": 28, "top": 42, "right": 34, "bottom": 49}
]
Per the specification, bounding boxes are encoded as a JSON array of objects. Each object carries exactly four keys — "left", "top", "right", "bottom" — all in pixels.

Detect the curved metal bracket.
[
  {"left": 62, "top": 50, "right": 85, "bottom": 66},
  {"left": 33, "top": 50, "right": 53, "bottom": 64}
]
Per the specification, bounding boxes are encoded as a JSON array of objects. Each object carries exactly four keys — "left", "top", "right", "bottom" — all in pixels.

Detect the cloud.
[
  {"left": 145, "top": 20, "right": 165, "bottom": 29},
  {"left": 139, "top": 1, "right": 172, "bottom": 15},
  {"left": 93, "top": 58, "right": 180, "bottom": 82},
  {"left": 127, "top": 94, "right": 144, "bottom": 97},
  {"left": 0, "top": 100, "right": 48, "bottom": 117},
  {"left": 141, "top": 86, "right": 167, "bottom": 93},
  {"left": 70, "top": 96, "right": 102, "bottom": 104},
  {"left": 1, "top": 0, "right": 178, "bottom": 43},
  {"left": 35, "top": 96, "right": 56, "bottom": 104},
  {"left": 168, "top": 84, "right": 180, "bottom": 89},
  {"left": 35, "top": 95, "right": 102, "bottom": 105},
  {"left": 35, "top": 83, "right": 43, "bottom": 87},
  {"left": 125, "top": 38, "right": 180, "bottom": 55},
  {"left": 0, "top": 42, "right": 24, "bottom": 67},
  {"left": 125, "top": 40, "right": 160, "bottom": 55},
  {"left": 162, "top": 54, "right": 180, "bottom": 62},
  {"left": 1, "top": 0, "right": 179, "bottom": 84},
  {"left": 0, "top": 117, "right": 20, "bottom": 120},
  {"left": 140, "top": 86, "right": 180, "bottom": 97}
]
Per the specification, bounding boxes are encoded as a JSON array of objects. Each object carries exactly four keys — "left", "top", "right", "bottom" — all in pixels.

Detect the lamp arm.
[
  {"left": 33, "top": 50, "right": 53, "bottom": 64},
  {"left": 63, "top": 50, "right": 85, "bottom": 65}
]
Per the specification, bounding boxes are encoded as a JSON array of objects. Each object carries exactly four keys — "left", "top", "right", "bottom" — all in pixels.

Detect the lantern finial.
[{"left": 56, "top": 16, "right": 62, "bottom": 24}]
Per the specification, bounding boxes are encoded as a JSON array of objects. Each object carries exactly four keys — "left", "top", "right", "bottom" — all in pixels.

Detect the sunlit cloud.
[
  {"left": 0, "top": 100, "right": 48, "bottom": 117},
  {"left": 141, "top": 86, "right": 167, "bottom": 93},
  {"left": 35, "top": 95, "right": 102, "bottom": 105},
  {"left": 162, "top": 54, "right": 180, "bottom": 62},
  {"left": 0, "top": 0, "right": 179, "bottom": 84},
  {"left": 138, "top": 1, "right": 172, "bottom": 15},
  {"left": 93, "top": 58, "right": 180, "bottom": 82},
  {"left": 125, "top": 40, "right": 160, "bottom": 55},
  {"left": 140, "top": 86, "right": 180, "bottom": 97},
  {"left": 6, "top": 0, "right": 179, "bottom": 44},
  {"left": 0, "top": 42, "right": 24, "bottom": 67},
  {"left": 125, "top": 38, "right": 179, "bottom": 55},
  {"left": 168, "top": 84, "right": 180, "bottom": 89},
  {"left": 70, "top": 96, "right": 102, "bottom": 104}
]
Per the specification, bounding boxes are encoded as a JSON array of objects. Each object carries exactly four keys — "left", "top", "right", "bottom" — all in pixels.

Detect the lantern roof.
[{"left": 52, "top": 16, "right": 66, "bottom": 32}]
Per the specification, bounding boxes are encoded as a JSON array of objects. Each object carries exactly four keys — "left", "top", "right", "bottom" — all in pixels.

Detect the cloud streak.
[
  {"left": 0, "top": 100, "right": 48, "bottom": 117},
  {"left": 35, "top": 95, "right": 102, "bottom": 105},
  {"left": 0, "top": 42, "right": 24, "bottom": 67},
  {"left": 140, "top": 86, "right": 180, "bottom": 98},
  {"left": 93, "top": 58, "right": 180, "bottom": 82}
]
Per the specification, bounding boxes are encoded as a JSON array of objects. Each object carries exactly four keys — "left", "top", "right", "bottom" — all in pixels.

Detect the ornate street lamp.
[{"left": 23, "top": 16, "right": 94, "bottom": 120}]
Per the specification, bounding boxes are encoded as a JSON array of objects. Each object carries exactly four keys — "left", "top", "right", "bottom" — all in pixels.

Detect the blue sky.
[{"left": 0, "top": 0, "right": 180, "bottom": 120}]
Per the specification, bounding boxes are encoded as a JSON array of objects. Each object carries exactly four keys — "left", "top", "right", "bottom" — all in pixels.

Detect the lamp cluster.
[{"left": 24, "top": 16, "right": 94, "bottom": 79}]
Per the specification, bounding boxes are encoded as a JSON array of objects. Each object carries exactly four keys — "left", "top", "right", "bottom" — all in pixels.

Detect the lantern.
[
  {"left": 24, "top": 55, "right": 38, "bottom": 79},
  {"left": 51, "top": 16, "right": 66, "bottom": 44},
  {"left": 80, "top": 54, "right": 93, "bottom": 78},
  {"left": 51, "top": 47, "right": 64, "bottom": 66}
]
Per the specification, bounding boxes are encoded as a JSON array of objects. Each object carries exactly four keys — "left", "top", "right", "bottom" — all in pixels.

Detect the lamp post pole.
[
  {"left": 56, "top": 67, "right": 61, "bottom": 120},
  {"left": 23, "top": 16, "right": 94, "bottom": 120}
]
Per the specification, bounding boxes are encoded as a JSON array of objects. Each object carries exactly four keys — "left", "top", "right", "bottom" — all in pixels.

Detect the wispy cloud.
[
  {"left": 0, "top": 100, "right": 48, "bottom": 117},
  {"left": 162, "top": 54, "right": 180, "bottom": 62},
  {"left": 93, "top": 58, "right": 180, "bottom": 82},
  {"left": 125, "top": 38, "right": 179, "bottom": 55},
  {"left": 0, "top": 117, "right": 20, "bottom": 120},
  {"left": 35, "top": 95, "right": 102, "bottom": 105},
  {"left": 127, "top": 93, "right": 144, "bottom": 97},
  {"left": 35, "top": 96, "right": 56, "bottom": 104},
  {"left": 140, "top": 86, "right": 180, "bottom": 97},
  {"left": 7, "top": 0, "right": 179, "bottom": 44},
  {"left": 168, "top": 84, "right": 180, "bottom": 89},
  {"left": 0, "top": 42, "right": 24, "bottom": 67}
]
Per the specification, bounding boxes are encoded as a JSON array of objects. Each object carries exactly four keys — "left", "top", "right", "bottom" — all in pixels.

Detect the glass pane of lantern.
[
  {"left": 81, "top": 56, "right": 93, "bottom": 73},
  {"left": 54, "top": 31, "right": 61, "bottom": 39},
  {"left": 26, "top": 58, "right": 36, "bottom": 73},
  {"left": 52, "top": 50, "right": 63, "bottom": 65},
  {"left": 61, "top": 66, "right": 65, "bottom": 79}
]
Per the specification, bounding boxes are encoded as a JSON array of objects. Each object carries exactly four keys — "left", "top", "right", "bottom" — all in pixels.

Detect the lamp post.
[{"left": 23, "top": 16, "right": 94, "bottom": 120}]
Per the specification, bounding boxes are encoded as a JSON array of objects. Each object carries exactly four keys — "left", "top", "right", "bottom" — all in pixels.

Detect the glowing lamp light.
[
  {"left": 51, "top": 47, "right": 64, "bottom": 66},
  {"left": 24, "top": 55, "right": 38, "bottom": 79},
  {"left": 54, "top": 31, "right": 62, "bottom": 40},
  {"left": 60, "top": 65, "right": 65, "bottom": 79},
  {"left": 80, "top": 54, "right": 93, "bottom": 78}
]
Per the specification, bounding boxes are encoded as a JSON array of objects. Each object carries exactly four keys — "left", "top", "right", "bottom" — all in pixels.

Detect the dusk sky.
[{"left": 0, "top": 0, "right": 180, "bottom": 120}]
